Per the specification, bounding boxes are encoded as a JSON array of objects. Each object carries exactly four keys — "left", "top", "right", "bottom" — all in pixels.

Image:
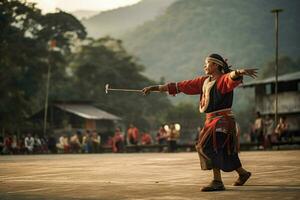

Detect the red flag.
[{"left": 50, "top": 40, "right": 56, "bottom": 49}]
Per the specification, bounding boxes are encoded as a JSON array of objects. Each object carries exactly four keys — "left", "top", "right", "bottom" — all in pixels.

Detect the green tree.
[
  {"left": 69, "top": 37, "right": 172, "bottom": 129},
  {"left": 0, "top": 0, "right": 86, "bottom": 131}
]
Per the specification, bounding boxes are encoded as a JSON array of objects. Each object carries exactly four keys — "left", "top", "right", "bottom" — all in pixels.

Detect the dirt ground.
[{"left": 0, "top": 150, "right": 300, "bottom": 200}]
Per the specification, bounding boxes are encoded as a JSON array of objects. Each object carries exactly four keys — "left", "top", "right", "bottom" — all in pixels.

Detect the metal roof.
[
  {"left": 241, "top": 71, "right": 300, "bottom": 87},
  {"left": 55, "top": 104, "right": 121, "bottom": 120}
]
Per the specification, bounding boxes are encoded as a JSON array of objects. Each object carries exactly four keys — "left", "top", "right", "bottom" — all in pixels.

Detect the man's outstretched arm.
[{"left": 142, "top": 84, "right": 168, "bottom": 95}]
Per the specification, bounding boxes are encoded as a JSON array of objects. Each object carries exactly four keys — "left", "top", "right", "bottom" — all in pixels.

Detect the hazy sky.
[{"left": 27, "top": 0, "right": 142, "bottom": 13}]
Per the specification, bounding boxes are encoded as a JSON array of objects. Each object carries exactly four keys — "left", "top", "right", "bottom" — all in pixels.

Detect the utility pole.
[
  {"left": 271, "top": 9, "right": 283, "bottom": 126},
  {"left": 43, "top": 39, "right": 56, "bottom": 136}
]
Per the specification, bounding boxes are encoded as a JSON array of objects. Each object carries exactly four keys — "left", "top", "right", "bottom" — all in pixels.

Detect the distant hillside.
[
  {"left": 82, "top": 0, "right": 177, "bottom": 38},
  {"left": 122, "top": 0, "right": 300, "bottom": 82}
]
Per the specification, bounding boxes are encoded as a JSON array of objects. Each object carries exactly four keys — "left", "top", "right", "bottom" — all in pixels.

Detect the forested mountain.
[
  {"left": 82, "top": 0, "right": 177, "bottom": 38},
  {"left": 119, "top": 0, "right": 299, "bottom": 131},
  {"left": 122, "top": 0, "right": 300, "bottom": 82},
  {"left": 71, "top": 10, "right": 99, "bottom": 20}
]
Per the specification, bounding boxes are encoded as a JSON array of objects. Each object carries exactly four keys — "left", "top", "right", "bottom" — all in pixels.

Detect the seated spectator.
[
  {"left": 47, "top": 135, "right": 57, "bottom": 154},
  {"left": 70, "top": 132, "right": 81, "bottom": 153},
  {"left": 105, "top": 136, "right": 113, "bottom": 148},
  {"left": 11, "top": 134, "right": 19, "bottom": 154},
  {"left": 156, "top": 125, "right": 167, "bottom": 152},
  {"left": 56, "top": 134, "right": 69, "bottom": 153},
  {"left": 40, "top": 136, "right": 48, "bottom": 153},
  {"left": 166, "top": 124, "right": 180, "bottom": 152},
  {"left": 34, "top": 135, "right": 42, "bottom": 153},
  {"left": 141, "top": 132, "right": 152, "bottom": 145},
  {"left": 156, "top": 125, "right": 167, "bottom": 145},
  {"left": 127, "top": 124, "right": 139, "bottom": 145},
  {"left": 24, "top": 133, "right": 35, "bottom": 154},
  {"left": 82, "top": 131, "right": 90, "bottom": 153},
  {"left": 275, "top": 116, "right": 289, "bottom": 141},
  {"left": 18, "top": 134, "right": 26, "bottom": 154},
  {"left": 2, "top": 134, "right": 13, "bottom": 154},
  {"left": 91, "top": 130, "right": 101, "bottom": 153},
  {"left": 0, "top": 135, "right": 4, "bottom": 154},
  {"left": 113, "top": 128, "right": 124, "bottom": 153}
]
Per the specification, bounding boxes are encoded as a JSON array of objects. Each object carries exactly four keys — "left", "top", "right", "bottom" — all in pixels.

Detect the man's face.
[{"left": 203, "top": 59, "right": 218, "bottom": 75}]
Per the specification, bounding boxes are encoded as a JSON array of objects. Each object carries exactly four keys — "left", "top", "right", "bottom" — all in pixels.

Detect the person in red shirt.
[
  {"left": 141, "top": 132, "right": 153, "bottom": 145},
  {"left": 127, "top": 124, "right": 139, "bottom": 145},
  {"left": 143, "top": 53, "right": 257, "bottom": 192},
  {"left": 112, "top": 128, "right": 124, "bottom": 153}
]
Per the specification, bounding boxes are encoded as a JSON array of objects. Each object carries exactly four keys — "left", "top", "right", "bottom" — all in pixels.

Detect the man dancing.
[{"left": 142, "top": 53, "right": 257, "bottom": 192}]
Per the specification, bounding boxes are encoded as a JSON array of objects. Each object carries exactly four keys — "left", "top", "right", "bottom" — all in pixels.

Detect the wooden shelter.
[
  {"left": 31, "top": 101, "right": 121, "bottom": 136},
  {"left": 242, "top": 71, "right": 300, "bottom": 132}
]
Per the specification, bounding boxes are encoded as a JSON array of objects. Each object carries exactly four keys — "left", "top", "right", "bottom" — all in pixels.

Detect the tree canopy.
[
  {"left": 0, "top": 0, "right": 175, "bottom": 132},
  {"left": 0, "top": 0, "right": 86, "bottom": 130}
]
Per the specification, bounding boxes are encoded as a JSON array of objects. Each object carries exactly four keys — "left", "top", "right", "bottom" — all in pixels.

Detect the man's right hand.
[{"left": 142, "top": 86, "right": 153, "bottom": 96}]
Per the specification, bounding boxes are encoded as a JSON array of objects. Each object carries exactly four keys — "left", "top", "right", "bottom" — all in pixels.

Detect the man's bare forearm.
[
  {"left": 142, "top": 84, "right": 168, "bottom": 95},
  {"left": 148, "top": 84, "right": 168, "bottom": 92}
]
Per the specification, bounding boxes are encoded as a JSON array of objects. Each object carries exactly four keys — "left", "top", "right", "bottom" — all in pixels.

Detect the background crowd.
[
  {"left": 0, "top": 113, "right": 295, "bottom": 155},
  {"left": 0, "top": 123, "right": 181, "bottom": 155},
  {"left": 248, "top": 112, "right": 291, "bottom": 149}
]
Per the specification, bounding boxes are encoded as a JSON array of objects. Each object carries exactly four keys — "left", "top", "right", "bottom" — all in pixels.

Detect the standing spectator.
[
  {"left": 254, "top": 112, "right": 264, "bottom": 149},
  {"left": 275, "top": 117, "right": 289, "bottom": 141},
  {"left": 167, "top": 124, "right": 180, "bottom": 152},
  {"left": 127, "top": 124, "right": 139, "bottom": 145},
  {"left": 141, "top": 132, "right": 153, "bottom": 145},
  {"left": 264, "top": 115, "right": 274, "bottom": 148},
  {"left": 113, "top": 128, "right": 124, "bottom": 153},
  {"left": 24, "top": 133, "right": 35, "bottom": 154},
  {"left": 91, "top": 130, "right": 101, "bottom": 153}
]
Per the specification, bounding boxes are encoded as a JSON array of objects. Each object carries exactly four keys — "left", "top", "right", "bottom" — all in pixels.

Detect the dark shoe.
[
  {"left": 233, "top": 172, "right": 251, "bottom": 186},
  {"left": 201, "top": 180, "right": 225, "bottom": 192}
]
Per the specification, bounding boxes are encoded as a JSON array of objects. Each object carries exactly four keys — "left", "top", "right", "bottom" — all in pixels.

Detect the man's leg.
[
  {"left": 233, "top": 167, "right": 251, "bottom": 186},
  {"left": 201, "top": 168, "right": 225, "bottom": 192},
  {"left": 213, "top": 168, "right": 222, "bottom": 182},
  {"left": 236, "top": 167, "right": 248, "bottom": 175}
]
